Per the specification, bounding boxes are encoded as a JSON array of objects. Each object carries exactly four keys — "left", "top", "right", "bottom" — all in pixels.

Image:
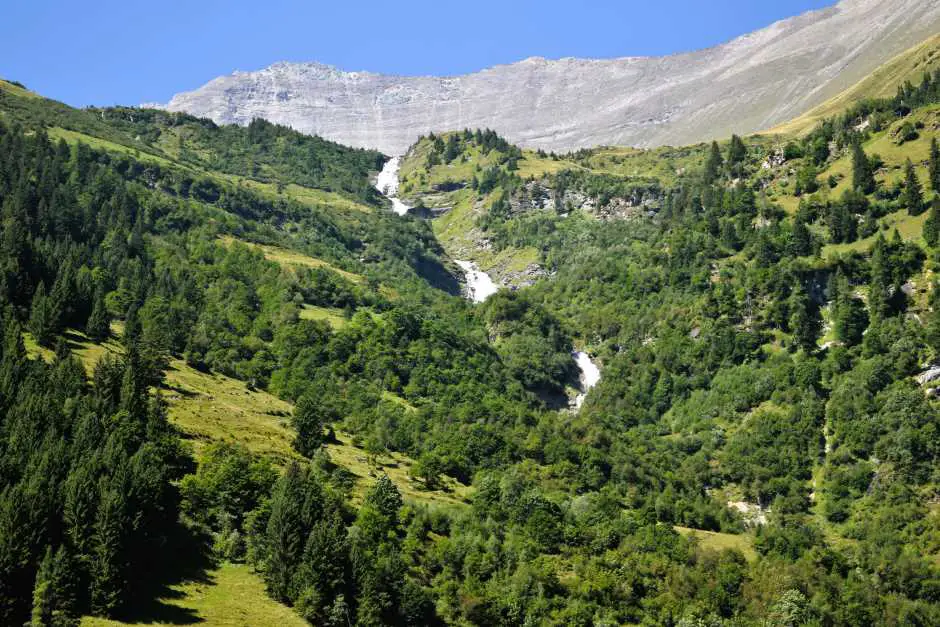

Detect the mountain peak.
[{"left": 162, "top": 0, "right": 940, "bottom": 154}]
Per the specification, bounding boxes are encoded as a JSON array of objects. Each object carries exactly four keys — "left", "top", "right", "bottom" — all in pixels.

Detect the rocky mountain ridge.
[{"left": 161, "top": 0, "right": 940, "bottom": 154}]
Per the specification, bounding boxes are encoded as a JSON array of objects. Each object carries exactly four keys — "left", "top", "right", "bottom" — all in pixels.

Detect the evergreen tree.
[
  {"left": 902, "top": 159, "right": 924, "bottom": 215},
  {"left": 868, "top": 235, "right": 892, "bottom": 321},
  {"left": 728, "top": 134, "right": 747, "bottom": 166},
  {"left": 851, "top": 142, "right": 876, "bottom": 194},
  {"left": 296, "top": 509, "right": 349, "bottom": 623},
  {"left": 930, "top": 136, "right": 940, "bottom": 193},
  {"left": 30, "top": 545, "right": 78, "bottom": 627},
  {"left": 263, "top": 464, "right": 306, "bottom": 602},
  {"left": 703, "top": 141, "right": 724, "bottom": 184},
  {"left": 86, "top": 287, "right": 110, "bottom": 341},
  {"left": 831, "top": 272, "right": 869, "bottom": 346},
  {"left": 350, "top": 475, "right": 404, "bottom": 626},
  {"left": 29, "top": 282, "right": 60, "bottom": 347},
  {"left": 90, "top": 485, "right": 127, "bottom": 616},
  {"left": 790, "top": 284, "right": 820, "bottom": 353},
  {"left": 443, "top": 134, "right": 460, "bottom": 163},
  {"left": 924, "top": 197, "right": 940, "bottom": 248},
  {"left": 790, "top": 218, "right": 813, "bottom": 257},
  {"left": 292, "top": 393, "right": 337, "bottom": 457}
]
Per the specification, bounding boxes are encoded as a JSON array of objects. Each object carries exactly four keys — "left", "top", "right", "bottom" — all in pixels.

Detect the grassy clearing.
[
  {"left": 80, "top": 562, "right": 307, "bottom": 627},
  {"left": 48, "top": 127, "right": 177, "bottom": 168},
  {"left": 822, "top": 209, "right": 929, "bottom": 258},
  {"left": 162, "top": 359, "right": 299, "bottom": 464},
  {"left": 217, "top": 235, "right": 364, "bottom": 283},
  {"left": 325, "top": 431, "right": 471, "bottom": 508},
  {"left": 674, "top": 526, "right": 757, "bottom": 562},
  {"left": 299, "top": 304, "right": 349, "bottom": 328}
]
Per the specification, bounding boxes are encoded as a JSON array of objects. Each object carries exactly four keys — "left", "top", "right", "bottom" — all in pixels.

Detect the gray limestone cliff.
[{"left": 159, "top": 0, "right": 940, "bottom": 154}]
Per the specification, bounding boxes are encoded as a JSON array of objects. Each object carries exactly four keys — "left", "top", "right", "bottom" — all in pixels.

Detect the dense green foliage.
[{"left": 1, "top": 68, "right": 940, "bottom": 626}]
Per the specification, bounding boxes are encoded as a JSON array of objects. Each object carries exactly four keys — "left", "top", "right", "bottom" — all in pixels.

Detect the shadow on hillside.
[
  {"left": 417, "top": 258, "right": 462, "bottom": 296},
  {"left": 109, "top": 522, "right": 216, "bottom": 625}
]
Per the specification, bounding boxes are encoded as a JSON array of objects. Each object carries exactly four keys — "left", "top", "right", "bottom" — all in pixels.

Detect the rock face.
[{"left": 161, "top": 0, "right": 940, "bottom": 154}]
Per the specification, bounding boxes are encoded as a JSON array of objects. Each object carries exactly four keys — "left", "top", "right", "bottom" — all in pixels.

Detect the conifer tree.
[
  {"left": 790, "top": 284, "right": 820, "bottom": 353},
  {"left": 292, "top": 393, "right": 336, "bottom": 457},
  {"left": 29, "top": 282, "right": 60, "bottom": 347},
  {"left": 728, "top": 134, "right": 747, "bottom": 166},
  {"left": 86, "top": 287, "right": 111, "bottom": 342},
  {"left": 851, "top": 142, "right": 876, "bottom": 194},
  {"left": 869, "top": 235, "right": 892, "bottom": 321},
  {"left": 924, "top": 197, "right": 940, "bottom": 248},
  {"left": 91, "top": 486, "right": 127, "bottom": 616},
  {"left": 264, "top": 464, "right": 305, "bottom": 602},
  {"left": 30, "top": 545, "right": 78, "bottom": 627},
  {"left": 929, "top": 137, "right": 940, "bottom": 193},
  {"left": 703, "top": 141, "right": 724, "bottom": 184},
  {"left": 902, "top": 159, "right": 924, "bottom": 215},
  {"left": 831, "top": 271, "right": 868, "bottom": 346}
]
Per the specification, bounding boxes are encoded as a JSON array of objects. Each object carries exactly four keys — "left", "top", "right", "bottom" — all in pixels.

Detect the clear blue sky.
[{"left": 1, "top": 0, "right": 835, "bottom": 107}]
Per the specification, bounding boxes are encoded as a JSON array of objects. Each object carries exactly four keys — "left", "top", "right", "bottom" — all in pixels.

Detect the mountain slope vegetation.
[{"left": 1, "top": 38, "right": 940, "bottom": 627}]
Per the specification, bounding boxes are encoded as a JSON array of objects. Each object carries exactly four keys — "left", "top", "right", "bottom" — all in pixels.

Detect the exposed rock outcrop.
[{"left": 161, "top": 0, "right": 940, "bottom": 154}]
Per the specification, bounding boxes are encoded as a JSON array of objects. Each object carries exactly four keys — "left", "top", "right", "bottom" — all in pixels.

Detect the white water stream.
[
  {"left": 573, "top": 351, "right": 601, "bottom": 409},
  {"left": 375, "top": 156, "right": 412, "bottom": 216},
  {"left": 376, "top": 155, "right": 599, "bottom": 405},
  {"left": 454, "top": 260, "right": 499, "bottom": 303},
  {"left": 376, "top": 156, "right": 500, "bottom": 302}
]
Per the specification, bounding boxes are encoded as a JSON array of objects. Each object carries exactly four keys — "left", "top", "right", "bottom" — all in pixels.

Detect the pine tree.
[
  {"left": 29, "top": 282, "right": 60, "bottom": 347},
  {"left": 86, "top": 287, "right": 110, "bottom": 341},
  {"left": 791, "top": 218, "right": 813, "bottom": 257},
  {"left": 790, "top": 284, "right": 820, "bottom": 353},
  {"left": 49, "top": 262, "right": 75, "bottom": 329},
  {"left": 90, "top": 485, "right": 127, "bottom": 616},
  {"left": 924, "top": 197, "right": 940, "bottom": 248},
  {"left": 31, "top": 545, "right": 78, "bottom": 627},
  {"left": 728, "top": 134, "right": 747, "bottom": 166},
  {"left": 264, "top": 464, "right": 305, "bottom": 602},
  {"left": 703, "top": 141, "right": 724, "bottom": 184},
  {"left": 831, "top": 271, "right": 868, "bottom": 346},
  {"left": 869, "top": 235, "right": 892, "bottom": 321},
  {"left": 929, "top": 137, "right": 940, "bottom": 193},
  {"left": 851, "top": 142, "right": 876, "bottom": 194},
  {"left": 292, "top": 393, "right": 336, "bottom": 457},
  {"left": 902, "top": 159, "right": 924, "bottom": 215}
]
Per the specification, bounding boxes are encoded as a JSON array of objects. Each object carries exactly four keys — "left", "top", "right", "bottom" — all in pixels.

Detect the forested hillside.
[{"left": 0, "top": 47, "right": 939, "bottom": 627}]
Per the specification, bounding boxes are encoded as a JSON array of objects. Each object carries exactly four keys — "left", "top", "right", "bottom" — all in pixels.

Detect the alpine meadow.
[{"left": 1, "top": 1, "right": 940, "bottom": 626}]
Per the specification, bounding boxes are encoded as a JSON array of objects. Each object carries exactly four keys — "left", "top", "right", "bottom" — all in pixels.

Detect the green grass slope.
[{"left": 770, "top": 33, "right": 940, "bottom": 136}]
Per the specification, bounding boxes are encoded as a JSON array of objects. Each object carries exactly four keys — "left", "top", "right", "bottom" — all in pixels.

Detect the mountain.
[
  {"left": 160, "top": 0, "right": 940, "bottom": 154},
  {"left": 3, "top": 19, "right": 940, "bottom": 625}
]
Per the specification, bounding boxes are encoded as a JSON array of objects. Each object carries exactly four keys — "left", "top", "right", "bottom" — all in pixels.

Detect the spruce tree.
[
  {"left": 791, "top": 219, "right": 813, "bottom": 257},
  {"left": 90, "top": 486, "right": 127, "bottom": 616},
  {"left": 868, "top": 235, "right": 892, "bottom": 321},
  {"left": 86, "top": 288, "right": 110, "bottom": 342},
  {"left": 728, "top": 134, "right": 747, "bottom": 166},
  {"left": 29, "top": 282, "right": 60, "bottom": 347},
  {"left": 790, "top": 284, "right": 820, "bottom": 353},
  {"left": 831, "top": 271, "right": 868, "bottom": 346},
  {"left": 30, "top": 545, "right": 77, "bottom": 627},
  {"left": 264, "top": 464, "right": 305, "bottom": 602},
  {"left": 292, "top": 393, "right": 336, "bottom": 457},
  {"left": 902, "top": 159, "right": 924, "bottom": 215},
  {"left": 924, "top": 197, "right": 940, "bottom": 248},
  {"left": 929, "top": 137, "right": 940, "bottom": 193},
  {"left": 851, "top": 142, "right": 875, "bottom": 194},
  {"left": 703, "top": 141, "right": 724, "bottom": 184}
]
